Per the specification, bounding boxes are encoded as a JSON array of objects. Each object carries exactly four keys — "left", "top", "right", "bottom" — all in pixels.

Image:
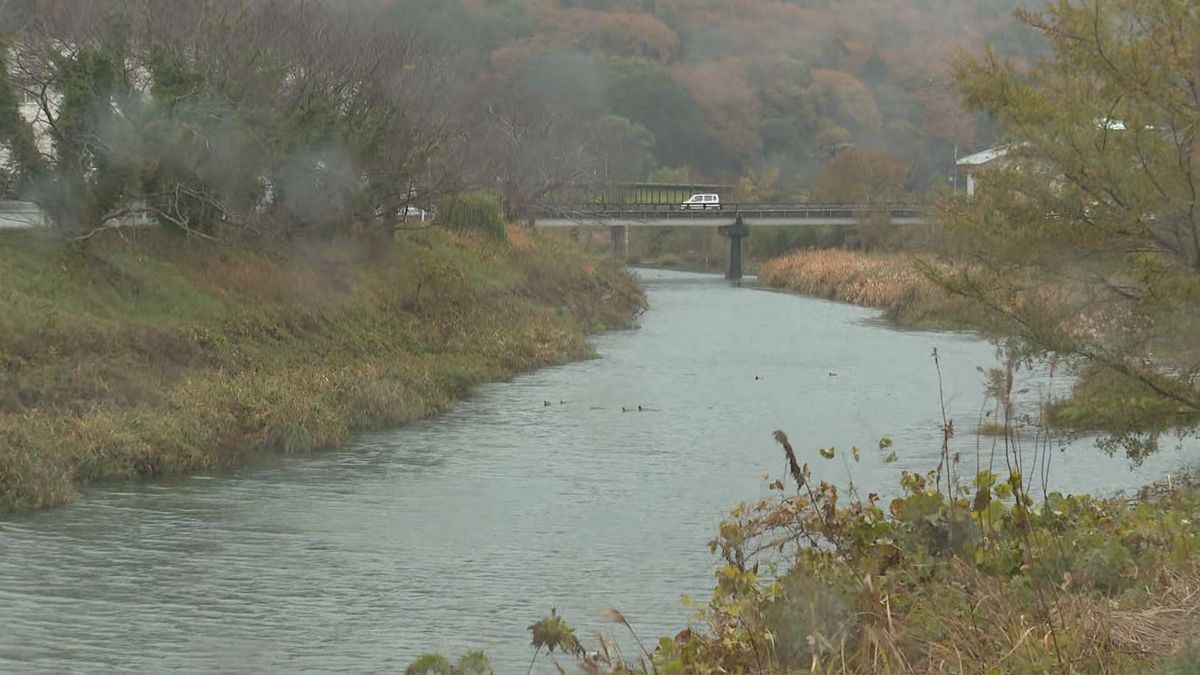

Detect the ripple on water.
[{"left": 0, "top": 269, "right": 1195, "bottom": 672}]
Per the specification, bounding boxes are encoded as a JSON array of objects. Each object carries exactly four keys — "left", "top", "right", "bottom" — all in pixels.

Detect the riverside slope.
[{"left": 0, "top": 227, "right": 645, "bottom": 513}]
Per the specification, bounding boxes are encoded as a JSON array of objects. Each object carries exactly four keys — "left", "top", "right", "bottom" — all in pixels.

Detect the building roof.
[{"left": 956, "top": 146, "right": 1009, "bottom": 167}]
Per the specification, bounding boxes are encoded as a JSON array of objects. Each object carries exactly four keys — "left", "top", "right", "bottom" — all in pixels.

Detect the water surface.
[{"left": 1, "top": 269, "right": 1192, "bottom": 672}]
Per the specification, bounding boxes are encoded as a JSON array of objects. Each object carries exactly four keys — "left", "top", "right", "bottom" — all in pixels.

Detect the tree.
[
  {"left": 945, "top": 0, "right": 1200, "bottom": 456},
  {"left": 750, "top": 56, "right": 819, "bottom": 167},
  {"left": 604, "top": 57, "right": 714, "bottom": 170},
  {"left": 590, "top": 115, "right": 655, "bottom": 182},
  {"left": 474, "top": 90, "right": 594, "bottom": 223},
  {"left": 0, "top": 42, "right": 43, "bottom": 198},
  {"left": 676, "top": 59, "right": 763, "bottom": 171},
  {"left": 808, "top": 69, "right": 882, "bottom": 141},
  {"left": 519, "top": 48, "right": 607, "bottom": 116},
  {"left": 811, "top": 148, "right": 909, "bottom": 203},
  {"left": 0, "top": 0, "right": 460, "bottom": 238}
]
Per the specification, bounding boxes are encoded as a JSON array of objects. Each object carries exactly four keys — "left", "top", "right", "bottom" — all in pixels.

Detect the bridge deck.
[
  {"left": 533, "top": 203, "right": 928, "bottom": 227},
  {"left": 536, "top": 216, "right": 929, "bottom": 227}
]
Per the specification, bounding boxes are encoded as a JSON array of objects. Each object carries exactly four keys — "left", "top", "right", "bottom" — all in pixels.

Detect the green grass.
[{"left": 0, "top": 226, "right": 645, "bottom": 513}]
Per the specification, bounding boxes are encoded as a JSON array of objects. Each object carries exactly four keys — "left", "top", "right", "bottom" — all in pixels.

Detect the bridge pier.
[
  {"left": 610, "top": 225, "right": 628, "bottom": 257},
  {"left": 717, "top": 216, "right": 750, "bottom": 281}
]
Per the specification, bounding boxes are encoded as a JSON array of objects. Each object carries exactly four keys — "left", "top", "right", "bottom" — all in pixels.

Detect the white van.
[{"left": 680, "top": 193, "right": 721, "bottom": 210}]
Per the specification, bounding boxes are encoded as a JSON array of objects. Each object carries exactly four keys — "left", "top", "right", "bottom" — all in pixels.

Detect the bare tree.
[
  {"left": 471, "top": 84, "right": 596, "bottom": 224},
  {"left": 0, "top": 0, "right": 466, "bottom": 239}
]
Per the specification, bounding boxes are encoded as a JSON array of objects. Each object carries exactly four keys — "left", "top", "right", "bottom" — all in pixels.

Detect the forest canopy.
[
  {"left": 396, "top": 0, "right": 1038, "bottom": 194},
  {"left": 0, "top": 0, "right": 1039, "bottom": 234}
]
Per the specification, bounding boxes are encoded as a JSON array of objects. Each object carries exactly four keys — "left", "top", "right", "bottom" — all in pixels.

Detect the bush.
[{"left": 438, "top": 192, "right": 507, "bottom": 241}]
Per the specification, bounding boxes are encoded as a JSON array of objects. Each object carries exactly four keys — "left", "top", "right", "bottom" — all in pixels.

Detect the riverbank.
[
  {"left": 0, "top": 227, "right": 645, "bottom": 514},
  {"left": 758, "top": 248, "right": 984, "bottom": 329},
  {"left": 4, "top": 266, "right": 1193, "bottom": 671},
  {"left": 506, "top": 451, "right": 1200, "bottom": 674}
]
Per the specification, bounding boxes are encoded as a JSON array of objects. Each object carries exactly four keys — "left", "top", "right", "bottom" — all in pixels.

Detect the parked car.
[
  {"left": 680, "top": 193, "right": 722, "bottom": 210},
  {"left": 402, "top": 205, "right": 432, "bottom": 222}
]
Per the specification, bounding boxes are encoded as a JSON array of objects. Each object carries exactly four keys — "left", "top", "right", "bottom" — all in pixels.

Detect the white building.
[
  {"left": 956, "top": 146, "right": 1009, "bottom": 196},
  {"left": 0, "top": 64, "right": 60, "bottom": 177}
]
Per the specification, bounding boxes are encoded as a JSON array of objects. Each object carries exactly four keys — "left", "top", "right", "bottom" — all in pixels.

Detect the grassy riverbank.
[
  {"left": 758, "top": 248, "right": 983, "bottom": 329},
  {"left": 0, "top": 227, "right": 645, "bottom": 514}
]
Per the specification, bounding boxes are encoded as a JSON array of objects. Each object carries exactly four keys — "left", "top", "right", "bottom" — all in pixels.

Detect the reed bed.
[{"left": 758, "top": 249, "right": 981, "bottom": 327}]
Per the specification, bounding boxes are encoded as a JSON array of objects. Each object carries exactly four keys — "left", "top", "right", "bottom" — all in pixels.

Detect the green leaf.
[{"left": 529, "top": 610, "right": 581, "bottom": 656}]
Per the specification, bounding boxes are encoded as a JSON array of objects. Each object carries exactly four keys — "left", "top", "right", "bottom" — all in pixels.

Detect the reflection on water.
[{"left": 0, "top": 269, "right": 1193, "bottom": 672}]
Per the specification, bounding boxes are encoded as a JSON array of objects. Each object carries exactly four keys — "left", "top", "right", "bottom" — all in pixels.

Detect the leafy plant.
[
  {"left": 406, "top": 653, "right": 453, "bottom": 675},
  {"left": 438, "top": 192, "right": 508, "bottom": 242},
  {"left": 404, "top": 650, "right": 492, "bottom": 675},
  {"left": 528, "top": 608, "right": 582, "bottom": 672}
]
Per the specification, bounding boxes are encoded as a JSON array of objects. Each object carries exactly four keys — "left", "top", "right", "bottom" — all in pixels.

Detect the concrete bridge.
[{"left": 533, "top": 203, "right": 930, "bottom": 280}]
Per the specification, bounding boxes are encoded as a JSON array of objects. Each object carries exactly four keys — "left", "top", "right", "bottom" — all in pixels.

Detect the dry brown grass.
[
  {"left": 757, "top": 249, "right": 984, "bottom": 328},
  {"left": 804, "top": 562, "right": 1200, "bottom": 674},
  {"left": 1103, "top": 569, "right": 1200, "bottom": 657},
  {"left": 760, "top": 249, "right": 940, "bottom": 308}
]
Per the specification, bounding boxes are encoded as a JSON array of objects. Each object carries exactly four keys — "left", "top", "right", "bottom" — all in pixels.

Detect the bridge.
[{"left": 533, "top": 203, "right": 931, "bottom": 280}]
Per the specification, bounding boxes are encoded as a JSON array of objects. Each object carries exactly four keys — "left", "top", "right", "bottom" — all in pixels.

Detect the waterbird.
[
  {"left": 828, "top": 372, "right": 838, "bottom": 377},
  {"left": 543, "top": 400, "right": 551, "bottom": 407},
  {"left": 754, "top": 375, "right": 762, "bottom": 380},
  {"left": 638, "top": 405, "right": 644, "bottom": 411}
]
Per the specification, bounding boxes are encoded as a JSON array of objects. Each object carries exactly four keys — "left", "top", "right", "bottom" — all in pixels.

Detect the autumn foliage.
[{"left": 399, "top": 0, "right": 1032, "bottom": 190}]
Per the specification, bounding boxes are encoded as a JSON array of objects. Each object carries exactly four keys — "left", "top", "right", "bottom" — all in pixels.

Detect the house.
[
  {"left": 956, "top": 145, "right": 1009, "bottom": 196},
  {"left": 956, "top": 120, "right": 1151, "bottom": 197},
  {"left": 0, "top": 51, "right": 60, "bottom": 186}
]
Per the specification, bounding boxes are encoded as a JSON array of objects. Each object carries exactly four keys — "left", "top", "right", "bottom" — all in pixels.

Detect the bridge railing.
[{"left": 533, "top": 202, "right": 927, "bottom": 221}]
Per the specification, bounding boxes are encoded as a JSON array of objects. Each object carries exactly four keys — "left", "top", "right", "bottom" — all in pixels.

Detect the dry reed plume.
[{"left": 759, "top": 249, "right": 943, "bottom": 310}]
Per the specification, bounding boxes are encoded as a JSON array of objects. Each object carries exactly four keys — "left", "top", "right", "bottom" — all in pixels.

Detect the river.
[{"left": 1, "top": 269, "right": 1194, "bottom": 672}]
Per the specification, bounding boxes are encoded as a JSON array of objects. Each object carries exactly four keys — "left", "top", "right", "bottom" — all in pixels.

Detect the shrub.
[
  {"left": 438, "top": 192, "right": 507, "bottom": 241},
  {"left": 403, "top": 650, "right": 492, "bottom": 675},
  {"left": 405, "top": 654, "right": 452, "bottom": 675}
]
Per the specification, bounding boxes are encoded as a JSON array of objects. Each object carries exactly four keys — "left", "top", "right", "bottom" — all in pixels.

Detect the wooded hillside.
[
  {"left": 400, "top": 0, "right": 1038, "bottom": 195},
  {"left": 0, "top": 0, "right": 1039, "bottom": 236}
]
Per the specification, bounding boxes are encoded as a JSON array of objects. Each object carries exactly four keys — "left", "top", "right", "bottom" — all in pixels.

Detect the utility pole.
[{"left": 952, "top": 143, "right": 958, "bottom": 193}]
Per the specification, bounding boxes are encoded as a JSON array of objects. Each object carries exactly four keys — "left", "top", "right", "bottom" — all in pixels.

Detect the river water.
[{"left": 1, "top": 269, "right": 1194, "bottom": 672}]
